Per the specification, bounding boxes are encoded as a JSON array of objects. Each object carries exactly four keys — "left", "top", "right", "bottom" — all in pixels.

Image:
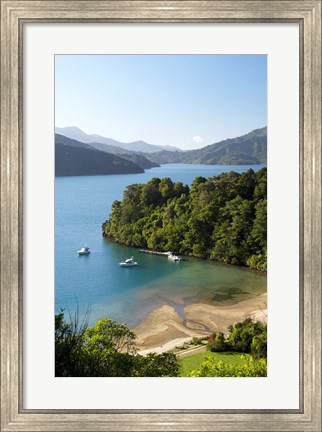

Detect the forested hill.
[
  {"left": 55, "top": 134, "right": 144, "bottom": 176},
  {"left": 142, "top": 127, "right": 267, "bottom": 165},
  {"left": 103, "top": 168, "right": 267, "bottom": 271}
]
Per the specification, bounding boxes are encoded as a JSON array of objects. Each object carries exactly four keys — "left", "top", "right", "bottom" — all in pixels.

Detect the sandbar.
[{"left": 133, "top": 292, "right": 267, "bottom": 354}]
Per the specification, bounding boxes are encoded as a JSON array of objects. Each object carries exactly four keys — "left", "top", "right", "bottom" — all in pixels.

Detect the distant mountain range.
[
  {"left": 55, "top": 126, "right": 267, "bottom": 177},
  {"left": 141, "top": 127, "right": 267, "bottom": 165},
  {"left": 55, "top": 126, "right": 181, "bottom": 153}
]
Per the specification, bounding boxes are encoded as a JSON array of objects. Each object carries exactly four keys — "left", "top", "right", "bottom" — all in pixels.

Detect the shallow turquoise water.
[{"left": 55, "top": 164, "right": 266, "bottom": 327}]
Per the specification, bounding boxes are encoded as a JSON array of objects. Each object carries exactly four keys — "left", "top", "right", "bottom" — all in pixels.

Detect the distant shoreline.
[{"left": 132, "top": 292, "right": 267, "bottom": 355}]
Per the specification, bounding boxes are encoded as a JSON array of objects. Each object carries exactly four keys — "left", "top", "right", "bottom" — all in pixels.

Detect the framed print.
[{"left": 1, "top": 0, "right": 321, "bottom": 431}]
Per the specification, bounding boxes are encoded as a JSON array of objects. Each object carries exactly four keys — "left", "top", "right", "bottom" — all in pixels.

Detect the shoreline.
[
  {"left": 102, "top": 239, "right": 267, "bottom": 275},
  {"left": 132, "top": 292, "right": 267, "bottom": 355}
]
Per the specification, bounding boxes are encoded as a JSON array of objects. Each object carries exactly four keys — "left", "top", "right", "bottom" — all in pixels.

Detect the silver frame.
[{"left": 1, "top": 1, "right": 321, "bottom": 431}]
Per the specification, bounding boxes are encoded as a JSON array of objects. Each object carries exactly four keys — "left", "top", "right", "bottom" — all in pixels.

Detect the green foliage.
[
  {"left": 103, "top": 168, "right": 267, "bottom": 270},
  {"left": 55, "top": 308, "right": 90, "bottom": 377},
  {"left": 227, "top": 318, "right": 267, "bottom": 357},
  {"left": 206, "top": 319, "right": 267, "bottom": 360},
  {"left": 189, "top": 355, "right": 267, "bottom": 377},
  {"left": 55, "top": 311, "right": 179, "bottom": 377},
  {"left": 251, "top": 332, "right": 267, "bottom": 359},
  {"left": 246, "top": 252, "right": 267, "bottom": 271},
  {"left": 84, "top": 317, "right": 137, "bottom": 354},
  {"left": 207, "top": 332, "right": 229, "bottom": 352},
  {"left": 132, "top": 352, "right": 179, "bottom": 377},
  {"left": 191, "top": 336, "right": 206, "bottom": 345}
]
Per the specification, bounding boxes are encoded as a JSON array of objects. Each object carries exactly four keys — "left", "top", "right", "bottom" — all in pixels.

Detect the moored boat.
[
  {"left": 168, "top": 253, "right": 181, "bottom": 262},
  {"left": 119, "top": 256, "right": 138, "bottom": 267},
  {"left": 78, "top": 246, "right": 90, "bottom": 255}
]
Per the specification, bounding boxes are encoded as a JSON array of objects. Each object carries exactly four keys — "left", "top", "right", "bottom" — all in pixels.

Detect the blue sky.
[{"left": 55, "top": 55, "right": 267, "bottom": 150}]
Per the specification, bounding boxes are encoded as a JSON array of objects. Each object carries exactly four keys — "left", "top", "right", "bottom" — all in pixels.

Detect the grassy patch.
[{"left": 179, "top": 351, "right": 251, "bottom": 377}]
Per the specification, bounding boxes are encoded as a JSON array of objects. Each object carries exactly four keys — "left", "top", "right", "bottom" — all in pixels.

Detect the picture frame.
[{"left": 1, "top": 0, "right": 321, "bottom": 431}]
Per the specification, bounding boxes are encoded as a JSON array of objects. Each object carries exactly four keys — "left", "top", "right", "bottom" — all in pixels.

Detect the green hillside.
[
  {"left": 143, "top": 127, "right": 267, "bottom": 165},
  {"left": 55, "top": 134, "right": 144, "bottom": 176}
]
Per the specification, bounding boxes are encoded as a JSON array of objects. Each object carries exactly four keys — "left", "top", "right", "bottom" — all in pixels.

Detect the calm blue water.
[{"left": 55, "top": 164, "right": 266, "bottom": 327}]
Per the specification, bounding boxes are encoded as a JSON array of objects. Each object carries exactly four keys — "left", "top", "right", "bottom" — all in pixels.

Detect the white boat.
[
  {"left": 119, "top": 256, "right": 138, "bottom": 267},
  {"left": 78, "top": 246, "right": 90, "bottom": 255},
  {"left": 168, "top": 253, "right": 181, "bottom": 262}
]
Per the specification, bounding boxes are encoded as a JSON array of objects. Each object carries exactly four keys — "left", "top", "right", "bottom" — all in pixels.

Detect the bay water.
[{"left": 55, "top": 164, "right": 267, "bottom": 327}]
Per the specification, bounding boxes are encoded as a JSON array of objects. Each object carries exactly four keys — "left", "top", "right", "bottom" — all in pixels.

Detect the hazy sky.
[{"left": 55, "top": 55, "right": 267, "bottom": 150}]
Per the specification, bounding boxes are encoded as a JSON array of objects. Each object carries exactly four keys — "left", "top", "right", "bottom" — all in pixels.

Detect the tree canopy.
[{"left": 207, "top": 318, "right": 267, "bottom": 359}]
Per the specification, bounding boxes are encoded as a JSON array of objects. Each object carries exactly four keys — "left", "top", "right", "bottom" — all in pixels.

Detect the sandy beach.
[{"left": 133, "top": 292, "right": 267, "bottom": 355}]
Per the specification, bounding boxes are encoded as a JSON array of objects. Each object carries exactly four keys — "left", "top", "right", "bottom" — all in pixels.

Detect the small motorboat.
[
  {"left": 168, "top": 253, "right": 181, "bottom": 262},
  {"left": 119, "top": 256, "right": 138, "bottom": 267},
  {"left": 78, "top": 246, "right": 90, "bottom": 255}
]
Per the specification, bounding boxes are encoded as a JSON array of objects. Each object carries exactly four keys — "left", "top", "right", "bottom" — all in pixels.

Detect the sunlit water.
[{"left": 55, "top": 164, "right": 267, "bottom": 327}]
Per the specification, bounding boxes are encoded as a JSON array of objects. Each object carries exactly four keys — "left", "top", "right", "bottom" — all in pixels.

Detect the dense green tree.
[
  {"left": 253, "top": 167, "right": 267, "bottom": 201},
  {"left": 211, "top": 197, "right": 254, "bottom": 265},
  {"left": 55, "top": 309, "right": 89, "bottom": 377},
  {"left": 83, "top": 317, "right": 137, "bottom": 354},
  {"left": 173, "top": 181, "right": 190, "bottom": 197},
  {"left": 206, "top": 319, "right": 267, "bottom": 359},
  {"left": 133, "top": 352, "right": 179, "bottom": 377},
  {"left": 237, "top": 168, "right": 256, "bottom": 199},
  {"left": 159, "top": 177, "right": 175, "bottom": 201},
  {"left": 246, "top": 251, "right": 267, "bottom": 272},
  {"left": 141, "top": 178, "right": 162, "bottom": 208},
  {"left": 207, "top": 332, "right": 229, "bottom": 352},
  {"left": 227, "top": 318, "right": 267, "bottom": 354},
  {"left": 248, "top": 199, "right": 267, "bottom": 254},
  {"left": 251, "top": 332, "right": 267, "bottom": 359}
]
